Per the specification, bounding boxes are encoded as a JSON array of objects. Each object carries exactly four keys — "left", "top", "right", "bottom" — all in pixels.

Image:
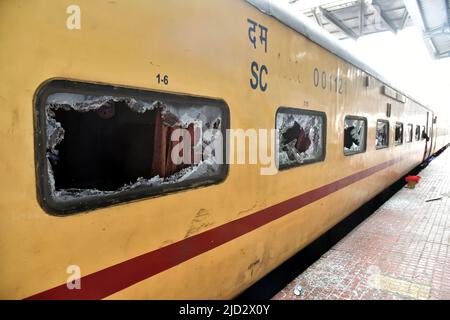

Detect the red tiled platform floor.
[{"left": 273, "top": 148, "right": 450, "bottom": 300}]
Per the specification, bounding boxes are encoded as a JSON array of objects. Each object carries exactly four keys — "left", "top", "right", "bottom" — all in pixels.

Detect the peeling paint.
[{"left": 185, "top": 208, "right": 213, "bottom": 238}]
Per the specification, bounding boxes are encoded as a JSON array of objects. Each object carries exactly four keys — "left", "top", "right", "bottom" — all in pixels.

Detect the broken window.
[
  {"left": 35, "top": 80, "right": 229, "bottom": 214},
  {"left": 343, "top": 116, "right": 367, "bottom": 155},
  {"left": 276, "top": 107, "right": 326, "bottom": 169},
  {"left": 415, "top": 125, "right": 420, "bottom": 141},
  {"left": 407, "top": 124, "right": 413, "bottom": 143},
  {"left": 376, "top": 120, "right": 389, "bottom": 149},
  {"left": 395, "top": 122, "right": 403, "bottom": 145}
]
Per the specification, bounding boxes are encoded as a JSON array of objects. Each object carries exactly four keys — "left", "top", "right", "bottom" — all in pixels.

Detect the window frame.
[
  {"left": 415, "top": 125, "right": 421, "bottom": 141},
  {"left": 276, "top": 106, "right": 327, "bottom": 171},
  {"left": 343, "top": 115, "right": 368, "bottom": 156},
  {"left": 34, "top": 79, "right": 230, "bottom": 215},
  {"left": 406, "top": 123, "right": 414, "bottom": 143},
  {"left": 375, "top": 119, "right": 390, "bottom": 150},
  {"left": 394, "top": 122, "right": 404, "bottom": 146}
]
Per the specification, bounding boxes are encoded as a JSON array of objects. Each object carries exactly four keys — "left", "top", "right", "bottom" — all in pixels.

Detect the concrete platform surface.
[{"left": 273, "top": 148, "right": 450, "bottom": 300}]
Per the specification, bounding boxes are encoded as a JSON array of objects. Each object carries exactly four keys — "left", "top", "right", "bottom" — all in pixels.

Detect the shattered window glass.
[
  {"left": 415, "top": 125, "right": 420, "bottom": 141},
  {"left": 344, "top": 116, "right": 367, "bottom": 155},
  {"left": 395, "top": 122, "right": 403, "bottom": 145},
  {"left": 276, "top": 107, "right": 326, "bottom": 169},
  {"left": 407, "top": 124, "right": 413, "bottom": 143},
  {"left": 36, "top": 81, "right": 228, "bottom": 214},
  {"left": 376, "top": 120, "right": 389, "bottom": 149}
]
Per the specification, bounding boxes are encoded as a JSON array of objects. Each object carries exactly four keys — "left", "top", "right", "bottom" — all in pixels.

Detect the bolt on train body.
[{"left": 0, "top": 0, "right": 449, "bottom": 299}]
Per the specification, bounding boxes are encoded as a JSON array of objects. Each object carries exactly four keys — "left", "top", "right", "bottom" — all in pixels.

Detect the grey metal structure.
[
  {"left": 244, "top": 0, "right": 429, "bottom": 109},
  {"left": 287, "top": 0, "right": 450, "bottom": 59},
  {"left": 299, "top": 0, "right": 412, "bottom": 40},
  {"left": 404, "top": 0, "right": 450, "bottom": 59}
]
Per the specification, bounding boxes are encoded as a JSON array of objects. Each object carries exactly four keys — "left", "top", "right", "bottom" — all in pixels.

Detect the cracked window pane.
[
  {"left": 276, "top": 108, "right": 325, "bottom": 169},
  {"left": 37, "top": 81, "right": 228, "bottom": 214},
  {"left": 376, "top": 120, "right": 389, "bottom": 149},
  {"left": 395, "top": 122, "right": 403, "bottom": 145},
  {"left": 344, "top": 117, "right": 366, "bottom": 155}
]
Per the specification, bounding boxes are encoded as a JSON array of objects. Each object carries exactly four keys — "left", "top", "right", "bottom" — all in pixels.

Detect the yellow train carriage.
[{"left": 0, "top": 0, "right": 448, "bottom": 299}]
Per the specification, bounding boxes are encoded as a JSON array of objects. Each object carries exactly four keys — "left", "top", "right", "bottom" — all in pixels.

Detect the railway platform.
[{"left": 273, "top": 147, "right": 450, "bottom": 300}]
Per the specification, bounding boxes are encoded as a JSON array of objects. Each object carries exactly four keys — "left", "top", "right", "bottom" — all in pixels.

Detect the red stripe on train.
[{"left": 25, "top": 158, "right": 400, "bottom": 300}]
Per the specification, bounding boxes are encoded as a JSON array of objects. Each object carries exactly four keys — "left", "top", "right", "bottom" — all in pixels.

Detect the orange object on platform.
[
  {"left": 405, "top": 175, "right": 421, "bottom": 189},
  {"left": 405, "top": 176, "right": 421, "bottom": 183}
]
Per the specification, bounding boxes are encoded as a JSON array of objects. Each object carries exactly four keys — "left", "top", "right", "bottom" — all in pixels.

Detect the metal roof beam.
[
  {"left": 359, "top": 0, "right": 364, "bottom": 36},
  {"left": 404, "top": 0, "right": 450, "bottom": 59},
  {"left": 436, "top": 50, "right": 450, "bottom": 59},
  {"left": 445, "top": 0, "right": 450, "bottom": 24},
  {"left": 423, "top": 24, "right": 450, "bottom": 38},
  {"left": 319, "top": 7, "right": 359, "bottom": 40},
  {"left": 400, "top": 9, "right": 409, "bottom": 30},
  {"left": 404, "top": 0, "right": 427, "bottom": 30},
  {"left": 372, "top": 2, "right": 398, "bottom": 33},
  {"left": 312, "top": 7, "right": 323, "bottom": 27}
]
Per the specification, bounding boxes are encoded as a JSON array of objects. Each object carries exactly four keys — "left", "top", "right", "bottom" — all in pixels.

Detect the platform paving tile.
[{"left": 273, "top": 148, "right": 450, "bottom": 300}]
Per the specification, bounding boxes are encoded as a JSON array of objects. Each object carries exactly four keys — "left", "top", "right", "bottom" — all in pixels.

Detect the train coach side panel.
[{"left": 0, "top": 0, "right": 444, "bottom": 299}]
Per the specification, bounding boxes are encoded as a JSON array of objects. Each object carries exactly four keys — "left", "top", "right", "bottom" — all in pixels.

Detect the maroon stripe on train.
[{"left": 26, "top": 158, "right": 400, "bottom": 300}]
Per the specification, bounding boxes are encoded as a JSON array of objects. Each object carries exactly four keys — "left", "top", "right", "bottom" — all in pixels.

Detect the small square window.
[
  {"left": 386, "top": 103, "right": 392, "bottom": 118},
  {"left": 35, "top": 80, "right": 229, "bottom": 214},
  {"left": 395, "top": 122, "right": 404, "bottom": 145},
  {"left": 344, "top": 116, "right": 367, "bottom": 155},
  {"left": 276, "top": 107, "right": 326, "bottom": 169},
  {"left": 407, "top": 124, "right": 413, "bottom": 143},
  {"left": 421, "top": 126, "right": 426, "bottom": 140},
  {"left": 376, "top": 120, "right": 389, "bottom": 149},
  {"left": 415, "top": 125, "right": 420, "bottom": 141}
]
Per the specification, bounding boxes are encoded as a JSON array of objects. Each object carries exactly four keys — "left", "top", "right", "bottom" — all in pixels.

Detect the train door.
[
  {"left": 428, "top": 113, "right": 435, "bottom": 157},
  {"left": 432, "top": 116, "right": 438, "bottom": 153},
  {"left": 424, "top": 112, "right": 430, "bottom": 160}
]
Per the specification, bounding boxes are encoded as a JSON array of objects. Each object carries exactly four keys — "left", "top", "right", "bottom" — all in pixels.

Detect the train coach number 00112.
[{"left": 313, "top": 67, "right": 345, "bottom": 94}]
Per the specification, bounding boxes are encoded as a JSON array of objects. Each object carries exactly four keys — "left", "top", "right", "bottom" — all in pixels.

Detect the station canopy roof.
[
  {"left": 285, "top": 0, "right": 450, "bottom": 59},
  {"left": 404, "top": 0, "right": 450, "bottom": 59}
]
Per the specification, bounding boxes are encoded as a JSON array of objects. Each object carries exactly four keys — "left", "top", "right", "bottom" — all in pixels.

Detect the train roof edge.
[{"left": 244, "top": 0, "right": 433, "bottom": 113}]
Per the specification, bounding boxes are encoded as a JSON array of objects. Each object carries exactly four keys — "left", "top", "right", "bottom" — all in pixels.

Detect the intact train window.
[
  {"left": 407, "top": 124, "right": 413, "bottom": 143},
  {"left": 415, "top": 125, "right": 420, "bottom": 141},
  {"left": 395, "top": 122, "right": 403, "bottom": 145},
  {"left": 276, "top": 107, "right": 326, "bottom": 169},
  {"left": 35, "top": 80, "right": 229, "bottom": 214},
  {"left": 344, "top": 116, "right": 367, "bottom": 155},
  {"left": 376, "top": 120, "right": 389, "bottom": 149}
]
